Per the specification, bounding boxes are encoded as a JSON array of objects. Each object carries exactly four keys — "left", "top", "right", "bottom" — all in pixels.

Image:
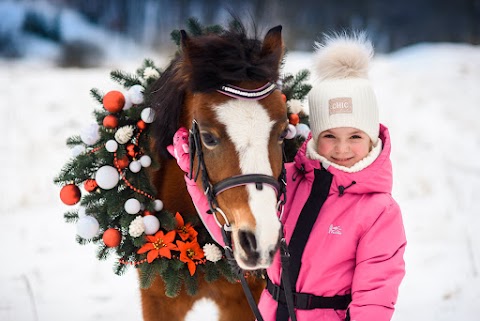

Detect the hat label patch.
[{"left": 329, "top": 97, "right": 352, "bottom": 115}]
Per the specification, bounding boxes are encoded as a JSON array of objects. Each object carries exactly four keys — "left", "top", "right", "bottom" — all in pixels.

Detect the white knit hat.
[{"left": 308, "top": 32, "right": 379, "bottom": 145}]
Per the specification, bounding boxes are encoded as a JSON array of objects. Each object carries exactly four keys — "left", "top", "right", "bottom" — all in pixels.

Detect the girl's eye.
[
  {"left": 323, "top": 134, "right": 335, "bottom": 139},
  {"left": 201, "top": 132, "right": 219, "bottom": 148},
  {"left": 351, "top": 135, "right": 362, "bottom": 139}
]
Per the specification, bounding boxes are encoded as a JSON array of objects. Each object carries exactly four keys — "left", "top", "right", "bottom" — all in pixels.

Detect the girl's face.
[{"left": 316, "top": 127, "right": 372, "bottom": 168}]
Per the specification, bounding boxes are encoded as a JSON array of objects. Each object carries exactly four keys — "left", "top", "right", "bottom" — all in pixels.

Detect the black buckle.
[
  {"left": 267, "top": 278, "right": 281, "bottom": 301},
  {"left": 293, "top": 292, "right": 312, "bottom": 310}
]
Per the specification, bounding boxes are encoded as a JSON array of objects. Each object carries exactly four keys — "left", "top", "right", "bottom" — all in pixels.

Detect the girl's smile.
[{"left": 317, "top": 127, "right": 372, "bottom": 168}]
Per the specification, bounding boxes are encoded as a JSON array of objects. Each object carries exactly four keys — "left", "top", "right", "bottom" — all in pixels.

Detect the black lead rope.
[
  {"left": 279, "top": 234, "right": 298, "bottom": 321},
  {"left": 221, "top": 227, "right": 265, "bottom": 321}
]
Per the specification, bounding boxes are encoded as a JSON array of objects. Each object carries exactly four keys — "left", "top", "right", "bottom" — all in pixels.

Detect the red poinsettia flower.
[
  {"left": 137, "top": 230, "right": 177, "bottom": 263},
  {"left": 176, "top": 240, "right": 205, "bottom": 276},
  {"left": 175, "top": 212, "right": 198, "bottom": 241}
]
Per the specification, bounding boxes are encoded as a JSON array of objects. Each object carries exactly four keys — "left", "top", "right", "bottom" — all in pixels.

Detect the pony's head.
[{"left": 151, "top": 24, "right": 286, "bottom": 270}]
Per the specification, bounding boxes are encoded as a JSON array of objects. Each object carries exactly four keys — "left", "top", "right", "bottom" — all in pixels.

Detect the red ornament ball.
[
  {"left": 103, "top": 91, "right": 125, "bottom": 113},
  {"left": 84, "top": 179, "right": 98, "bottom": 192},
  {"left": 289, "top": 113, "right": 300, "bottom": 126},
  {"left": 116, "top": 155, "right": 130, "bottom": 169},
  {"left": 126, "top": 144, "right": 140, "bottom": 158},
  {"left": 103, "top": 115, "right": 119, "bottom": 129},
  {"left": 102, "top": 228, "right": 122, "bottom": 247},
  {"left": 281, "top": 93, "right": 287, "bottom": 103},
  {"left": 143, "top": 210, "right": 152, "bottom": 216},
  {"left": 137, "top": 120, "right": 147, "bottom": 130},
  {"left": 60, "top": 184, "right": 81, "bottom": 205}
]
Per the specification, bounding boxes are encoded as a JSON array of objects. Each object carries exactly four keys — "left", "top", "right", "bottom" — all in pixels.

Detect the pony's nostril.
[
  {"left": 269, "top": 249, "right": 277, "bottom": 259},
  {"left": 239, "top": 230, "right": 257, "bottom": 254}
]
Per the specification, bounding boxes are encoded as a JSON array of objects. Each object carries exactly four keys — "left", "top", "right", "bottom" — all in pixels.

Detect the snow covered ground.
[{"left": 1, "top": 41, "right": 480, "bottom": 321}]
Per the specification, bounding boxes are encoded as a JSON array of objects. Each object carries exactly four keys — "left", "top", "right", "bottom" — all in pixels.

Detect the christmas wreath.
[{"left": 54, "top": 18, "right": 311, "bottom": 298}]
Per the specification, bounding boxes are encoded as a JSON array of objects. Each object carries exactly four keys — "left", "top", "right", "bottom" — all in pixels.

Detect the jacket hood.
[{"left": 293, "top": 124, "right": 393, "bottom": 196}]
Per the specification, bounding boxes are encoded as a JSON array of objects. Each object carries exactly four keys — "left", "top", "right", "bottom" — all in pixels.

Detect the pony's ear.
[
  {"left": 261, "top": 25, "right": 284, "bottom": 67},
  {"left": 180, "top": 30, "right": 190, "bottom": 50},
  {"left": 179, "top": 30, "right": 194, "bottom": 82}
]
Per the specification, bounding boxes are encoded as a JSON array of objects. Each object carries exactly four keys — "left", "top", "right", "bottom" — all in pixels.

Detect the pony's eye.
[{"left": 201, "top": 132, "right": 219, "bottom": 148}]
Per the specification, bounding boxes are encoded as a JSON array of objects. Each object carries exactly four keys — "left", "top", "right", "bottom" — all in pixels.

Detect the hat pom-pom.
[{"left": 313, "top": 31, "right": 373, "bottom": 81}]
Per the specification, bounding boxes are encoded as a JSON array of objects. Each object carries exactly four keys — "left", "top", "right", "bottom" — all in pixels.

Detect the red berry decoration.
[
  {"left": 289, "top": 113, "right": 300, "bottom": 126},
  {"left": 84, "top": 179, "right": 98, "bottom": 192},
  {"left": 60, "top": 184, "right": 81, "bottom": 205},
  {"left": 137, "top": 120, "right": 147, "bottom": 130},
  {"left": 102, "top": 228, "right": 122, "bottom": 247},
  {"left": 116, "top": 155, "right": 130, "bottom": 169},
  {"left": 103, "top": 90, "right": 125, "bottom": 113},
  {"left": 281, "top": 93, "right": 287, "bottom": 103},
  {"left": 126, "top": 144, "right": 140, "bottom": 158},
  {"left": 143, "top": 210, "right": 152, "bottom": 216},
  {"left": 103, "top": 115, "right": 119, "bottom": 128}
]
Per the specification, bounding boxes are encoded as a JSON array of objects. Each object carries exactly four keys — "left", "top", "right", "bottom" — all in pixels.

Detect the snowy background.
[{"left": 1, "top": 3, "right": 480, "bottom": 321}]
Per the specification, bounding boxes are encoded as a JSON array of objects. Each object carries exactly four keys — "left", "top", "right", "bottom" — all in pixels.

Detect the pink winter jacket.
[{"left": 258, "top": 124, "right": 406, "bottom": 321}]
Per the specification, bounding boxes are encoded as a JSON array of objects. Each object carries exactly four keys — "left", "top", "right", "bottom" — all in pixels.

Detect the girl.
[
  {"left": 257, "top": 32, "right": 406, "bottom": 321},
  {"left": 168, "top": 32, "right": 406, "bottom": 321}
]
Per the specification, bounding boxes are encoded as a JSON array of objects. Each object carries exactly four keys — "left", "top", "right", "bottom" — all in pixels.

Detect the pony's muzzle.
[{"left": 236, "top": 227, "right": 281, "bottom": 269}]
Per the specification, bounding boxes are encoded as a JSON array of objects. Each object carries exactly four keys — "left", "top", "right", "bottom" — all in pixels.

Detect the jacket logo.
[
  {"left": 328, "top": 224, "right": 342, "bottom": 235},
  {"left": 329, "top": 97, "right": 352, "bottom": 115}
]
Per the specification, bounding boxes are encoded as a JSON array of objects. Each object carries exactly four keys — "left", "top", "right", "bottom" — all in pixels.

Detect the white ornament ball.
[
  {"left": 123, "top": 94, "right": 133, "bottom": 110},
  {"left": 95, "top": 166, "right": 119, "bottom": 190},
  {"left": 296, "top": 123, "right": 311, "bottom": 139},
  {"left": 139, "top": 155, "right": 152, "bottom": 167},
  {"left": 143, "top": 215, "right": 160, "bottom": 235},
  {"left": 124, "top": 198, "right": 141, "bottom": 214},
  {"left": 80, "top": 123, "right": 100, "bottom": 146},
  {"left": 129, "top": 216, "right": 145, "bottom": 237},
  {"left": 78, "top": 206, "right": 87, "bottom": 218},
  {"left": 203, "top": 243, "right": 223, "bottom": 262},
  {"left": 140, "top": 108, "right": 155, "bottom": 123},
  {"left": 153, "top": 199, "right": 164, "bottom": 211},
  {"left": 105, "top": 140, "right": 118, "bottom": 152},
  {"left": 128, "top": 85, "right": 145, "bottom": 104},
  {"left": 76, "top": 216, "right": 99, "bottom": 239},
  {"left": 285, "top": 124, "right": 297, "bottom": 140},
  {"left": 129, "top": 160, "right": 142, "bottom": 173},
  {"left": 72, "top": 145, "right": 86, "bottom": 157}
]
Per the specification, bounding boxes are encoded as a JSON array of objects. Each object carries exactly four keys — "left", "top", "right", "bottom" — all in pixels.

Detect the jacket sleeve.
[
  {"left": 349, "top": 200, "right": 406, "bottom": 321},
  {"left": 184, "top": 176, "right": 225, "bottom": 247}
]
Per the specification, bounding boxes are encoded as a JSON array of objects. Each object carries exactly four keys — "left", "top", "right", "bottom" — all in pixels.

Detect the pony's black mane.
[
  {"left": 184, "top": 29, "right": 281, "bottom": 91},
  {"left": 150, "top": 25, "right": 282, "bottom": 159}
]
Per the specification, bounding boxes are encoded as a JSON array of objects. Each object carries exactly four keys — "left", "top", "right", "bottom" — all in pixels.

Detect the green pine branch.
[
  {"left": 110, "top": 70, "right": 141, "bottom": 88},
  {"left": 282, "top": 69, "right": 312, "bottom": 101},
  {"left": 90, "top": 88, "right": 104, "bottom": 104}
]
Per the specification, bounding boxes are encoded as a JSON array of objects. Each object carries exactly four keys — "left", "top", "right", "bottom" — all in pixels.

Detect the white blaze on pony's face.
[{"left": 213, "top": 99, "right": 284, "bottom": 270}]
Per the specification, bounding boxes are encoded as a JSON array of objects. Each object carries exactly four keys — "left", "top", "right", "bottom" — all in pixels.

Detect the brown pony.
[{"left": 143, "top": 24, "right": 287, "bottom": 321}]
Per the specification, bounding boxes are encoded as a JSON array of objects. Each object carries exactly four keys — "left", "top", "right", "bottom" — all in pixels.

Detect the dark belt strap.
[
  {"left": 267, "top": 277, "right": 351, "bottom": 310},
  {"left": 277, "top": 168, "right": 333, "bottom": 320}
]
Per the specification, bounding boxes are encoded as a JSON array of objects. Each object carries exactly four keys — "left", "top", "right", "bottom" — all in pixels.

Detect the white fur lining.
[{"left": 306, "top": 138, "right": 382, "bottom": 173}]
